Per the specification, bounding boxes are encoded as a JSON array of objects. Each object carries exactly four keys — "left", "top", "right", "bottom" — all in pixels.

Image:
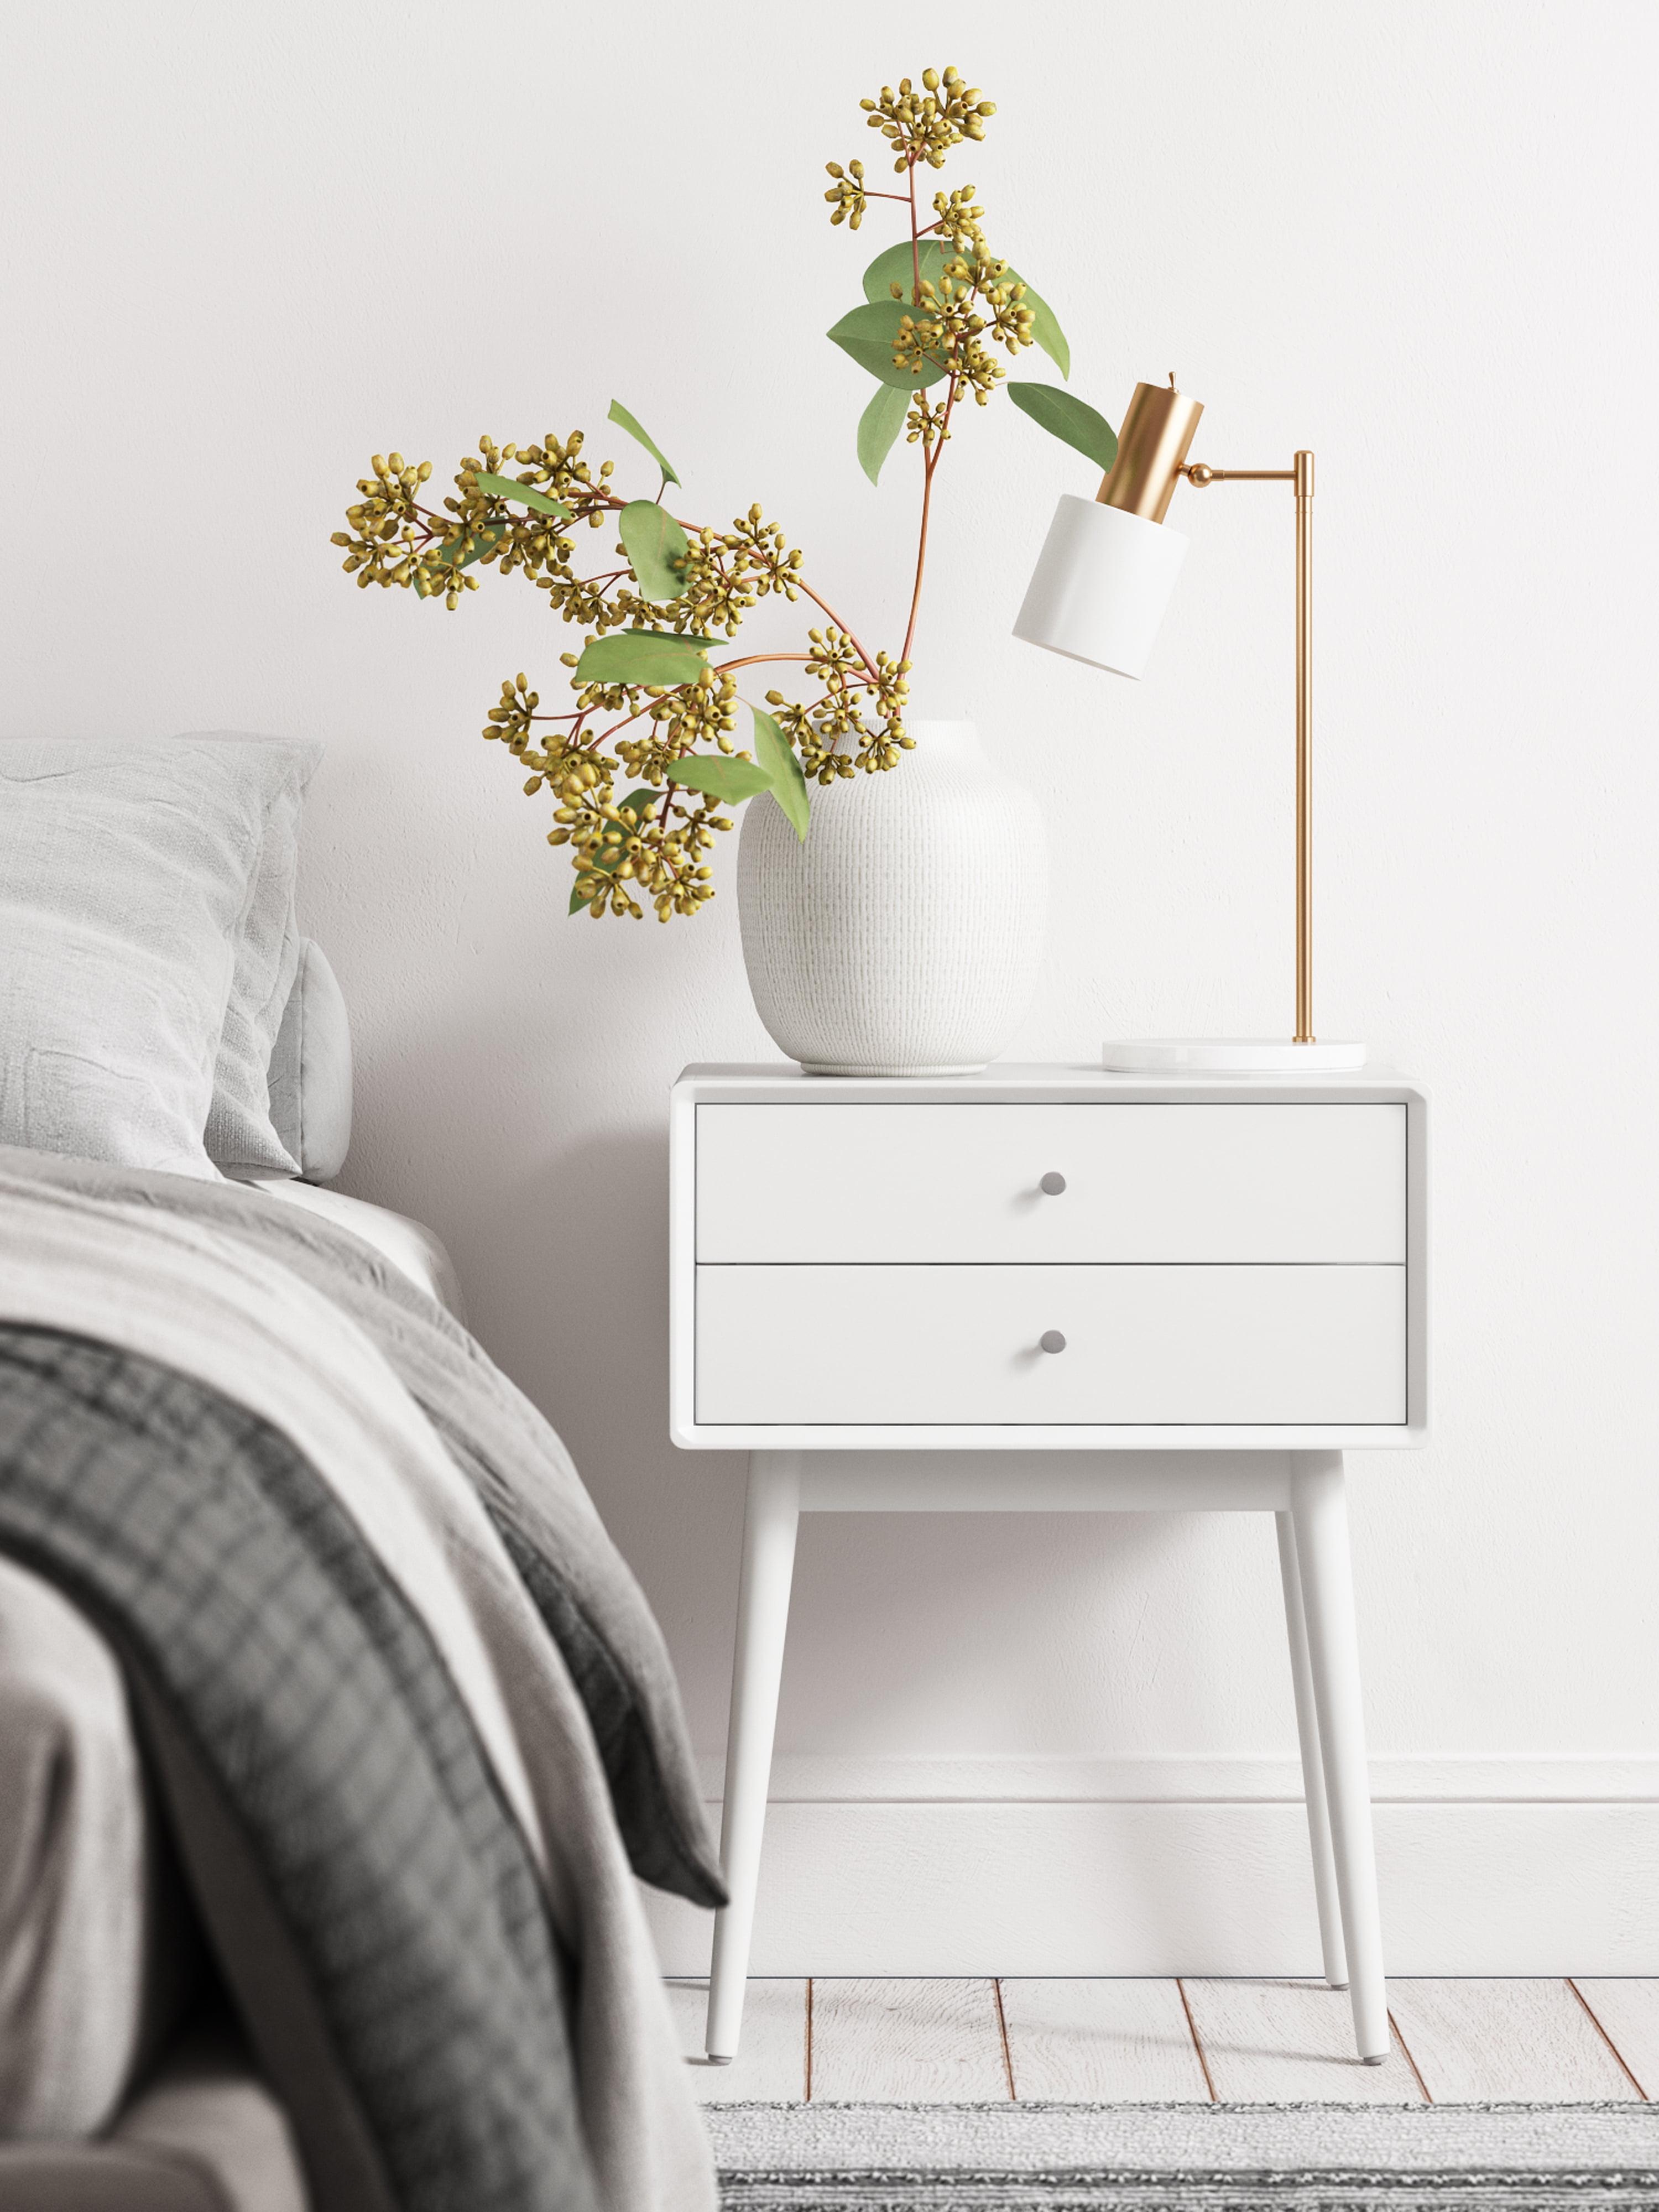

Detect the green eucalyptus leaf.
[
  {"left": 974, "top": 265, "right": 1071, "bottom": 381},
  {"left": 567, "top": 852, "right": 622, "bottom": 915},
  {"left": 827, "top": 300, "right": 950, "bottom": 391},
  {"left": 750, "top": 707, "right": 808, "bottom": 841},
  {"left": 575, "top": 630, "right": 709, "bottom": 686},
  {"left": 607, "top": 400, "right": 680, "bottom": 488},
  {"left": 474, "top": 472, "right": 570, "bottom": 517},
  {"left": 414, "top": 523, "right": 505, "bottom": 594},
  {"left": 566, "top": 794, "right": 661, "bottom": 911},
  {"left": 859, "top": 236, "right": 967, "bottom": 305},
  {"left": 664, "top": 754, "right": 774, "bottom": 805},
  {"left": 421, "top": 524, "right": 504, "bottom": 570},
  {"left": 861, "top": 241, "right": 1070, "bottom": 378},
  {"left": 1012, "top": 279, "right": 1070, "bottom": 379},
  {"left": 618, "top": 498, "right": 690, "bottom": 602},
  {"left": 856, "top": 383, "right": 910, "bottom": 486},
  {"left": 1006, "top": 383, "right": 1118, "bottom": 473}
]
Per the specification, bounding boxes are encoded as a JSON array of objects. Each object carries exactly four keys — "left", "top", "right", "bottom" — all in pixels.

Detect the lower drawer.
[{"left": 695, "top": 1264, "right": 1406, "bottom": 1427}]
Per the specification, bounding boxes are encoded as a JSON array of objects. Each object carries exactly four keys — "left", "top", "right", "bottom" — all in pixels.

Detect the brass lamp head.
[
  {"left": 1098, "top": 378, "right": 1204, "bottom": 524},
  {"left": 1010, "top": 373, "right": 1202, "bottom": 681}
]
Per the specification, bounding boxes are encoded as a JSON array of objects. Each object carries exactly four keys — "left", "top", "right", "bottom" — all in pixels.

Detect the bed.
[{"left": 0, "top": 740, "right": 718, "bottom": 2211}]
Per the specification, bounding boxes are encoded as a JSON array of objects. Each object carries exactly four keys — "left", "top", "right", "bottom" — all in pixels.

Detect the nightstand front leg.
[
  {"left": 1276, "top": 1509, "right": 1348, "bottom": 1990},
  {"left": 1290, "top": 1451, "right": 1389, "bottom": 2064},
  {"left": 705, "top": 1450, "right": 801, "bottom": 2063}
]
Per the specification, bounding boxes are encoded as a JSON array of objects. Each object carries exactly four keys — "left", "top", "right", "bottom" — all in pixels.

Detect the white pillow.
[
  {"left": 266, "top": 939, "right": 353, "bottom": 1183},
  {"left": 187, "top": 734, "right": 322, "bottom": 1178},
  {"left": 0, "top": 740, "right": 311, "bottom": 1180}
]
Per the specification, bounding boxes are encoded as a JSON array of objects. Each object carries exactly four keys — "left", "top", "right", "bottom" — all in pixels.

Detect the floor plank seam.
[
  {"left": 1175, "top": 1978, "right": 1219, "bottom": 2103},
  {"left": 1568, "top": 1978, "right": 1649, "bottom": 2100},
  {"left": 1388, "top": 2006, "right": 1434, "bottom": 2102},
  {"left": 992, "top": 1978, "right": 1017, "bottom": 2102}
]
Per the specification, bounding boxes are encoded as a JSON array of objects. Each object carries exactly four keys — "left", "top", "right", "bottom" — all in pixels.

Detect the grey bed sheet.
[
  {"left": 0, "top": 1554, "right": 155, "bottom": 2138},
  {"left": 0, "top": 2026, "right": 308, "bottom": 2212}
]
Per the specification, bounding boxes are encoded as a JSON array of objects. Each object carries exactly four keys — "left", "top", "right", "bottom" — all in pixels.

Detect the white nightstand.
[{"left": 670, "top": 1063, "right": 1428, "bottom": 2065}]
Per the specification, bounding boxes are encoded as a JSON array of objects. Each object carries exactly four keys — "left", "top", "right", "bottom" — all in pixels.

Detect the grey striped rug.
[{"left": 705, "top": 2101, "right": 1659, "bottom": 2208}]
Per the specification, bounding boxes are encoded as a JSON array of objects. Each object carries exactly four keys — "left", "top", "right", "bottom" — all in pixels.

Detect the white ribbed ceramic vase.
[{"left": 737, "top": 718, "right": 1047, "bottom": 1076}]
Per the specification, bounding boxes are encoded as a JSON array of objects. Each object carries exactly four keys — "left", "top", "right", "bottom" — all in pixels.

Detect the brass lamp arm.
[
  {"left": 1180, "top": 465, "right": 1295, "bottom": 485},
  {"left": 1175, "top": 450, "right": 1318, "bottom": 1045}
]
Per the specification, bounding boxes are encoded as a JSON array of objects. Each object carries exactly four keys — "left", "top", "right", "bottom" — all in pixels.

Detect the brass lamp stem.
[
  {"left": 1294, "top": 450, "right": 1313, "bottom": 1045},
  {"left": 1181, "top": 451, "right": 1317, "bottom": 1045}
]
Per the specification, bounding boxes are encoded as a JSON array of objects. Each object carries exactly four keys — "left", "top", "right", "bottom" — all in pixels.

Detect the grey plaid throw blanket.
[
  {"left": 0, "top": 1327, "right": 589, "bottom": 2211},
  {"left": 0, "top": 1149, "right": 717, "bottom": 2212}
]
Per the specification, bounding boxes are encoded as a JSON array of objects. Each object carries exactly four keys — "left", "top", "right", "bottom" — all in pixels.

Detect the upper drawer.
[{"left": 696, "top": 1102, "right": 1406, "bottom": 1264}]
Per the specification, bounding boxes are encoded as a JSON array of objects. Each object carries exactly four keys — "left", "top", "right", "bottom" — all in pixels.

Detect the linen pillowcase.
[
  {"left": 0, "top": 740, "right": 301, "bottom": 1179},
  {"left": 189, "top": 735, "right": 324, "bottom": 1179},
  {"left": 266, "top": 940, "right": 353, "bottom": 1183}
]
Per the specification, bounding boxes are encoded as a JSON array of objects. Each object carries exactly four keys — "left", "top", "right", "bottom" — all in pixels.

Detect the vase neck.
[{"left": 904, "top": 718, "right": 982, "bottom": 760}]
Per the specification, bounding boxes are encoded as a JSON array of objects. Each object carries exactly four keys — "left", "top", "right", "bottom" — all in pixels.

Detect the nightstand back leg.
[
  {"left": 1290, "top": 1450, "right": 1389, "bottom": 2063},
  {"left": 705, "top": 1449, "right": 801, "bottom": 2062},
  {"left": 1276, "top": 1506, "right": 1349, "bottom": 1989}
]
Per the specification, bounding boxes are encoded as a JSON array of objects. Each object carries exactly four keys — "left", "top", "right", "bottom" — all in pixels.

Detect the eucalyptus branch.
[{"left": 332, "top": 62, "right": 1072, "bottom": 924}]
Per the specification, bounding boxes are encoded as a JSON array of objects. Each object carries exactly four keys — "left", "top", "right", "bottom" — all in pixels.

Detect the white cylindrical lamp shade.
[{"left": 1013, "top": 494, "right": 1188, "bottom": 680}]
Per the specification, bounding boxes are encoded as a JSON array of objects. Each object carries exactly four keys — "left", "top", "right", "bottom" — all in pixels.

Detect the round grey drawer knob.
[
  {"left": 1039, "top": 1329, "right": 1067, "bottom": 1355},
  {"left": 1039, "top": 1171, "right": 1067, "bottom": 1196}
]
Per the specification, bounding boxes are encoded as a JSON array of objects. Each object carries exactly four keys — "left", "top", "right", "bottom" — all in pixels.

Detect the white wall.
[{"left": 5, "top": 0, "right": 1657, "bottom": 1970}]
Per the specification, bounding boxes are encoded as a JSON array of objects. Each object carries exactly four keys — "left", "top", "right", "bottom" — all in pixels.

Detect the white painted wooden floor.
[{"left": 667, "top": 1980, "right": 1657, "bottom": 2104}]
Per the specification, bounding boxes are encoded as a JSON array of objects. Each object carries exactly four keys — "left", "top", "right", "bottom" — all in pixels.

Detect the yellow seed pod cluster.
[
  {"left": 860, "top": 66, "right": 995, "bottom": 174},
  {"left": 823, "top": 156, "right": 868, "bottom": 229},
  {"left": 931, "top": 185, "right": 988, "bottom": 257},
  {"left": 886, "top": 231, "right": 1034, "bottom": 414}
]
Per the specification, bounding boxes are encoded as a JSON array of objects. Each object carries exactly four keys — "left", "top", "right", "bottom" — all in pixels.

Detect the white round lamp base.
[{"left": 1102, "top": 1037, "right": 1368, "bottom": 1074}]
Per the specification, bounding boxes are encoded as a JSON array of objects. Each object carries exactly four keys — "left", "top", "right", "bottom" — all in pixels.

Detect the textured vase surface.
[{"left": 737, "top": 718, "right": 1048, "bottom": 1076}]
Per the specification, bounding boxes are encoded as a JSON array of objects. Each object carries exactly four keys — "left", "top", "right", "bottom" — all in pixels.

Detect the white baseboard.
[
  {"left": 645, "top": 1757, "right": 1659, "bottom": 1978},
  {"left": 696, "top": 1752, "right": 1659, "bottom": 1806}
]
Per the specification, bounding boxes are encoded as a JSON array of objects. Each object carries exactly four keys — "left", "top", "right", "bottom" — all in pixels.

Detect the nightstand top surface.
[{"left": 675, "top": 1061, "right": 1422, "bottom": 1103}]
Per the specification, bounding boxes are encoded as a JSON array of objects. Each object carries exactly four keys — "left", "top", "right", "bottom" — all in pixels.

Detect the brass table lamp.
[{"left": 1014, "top": 375, "right": 1365, "bottom": 1073}]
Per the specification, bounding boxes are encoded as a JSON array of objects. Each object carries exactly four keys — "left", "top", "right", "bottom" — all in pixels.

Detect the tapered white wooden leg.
[
  {"left": 1276, "top": 1509, "right": 1348, "bottom": 1990},
  {"left": 705, "top": 1451, "right": 801, "bottom": 2063},
  {"left": 1290, "top": 1451, "right": 1389, "bottom": 2063}
]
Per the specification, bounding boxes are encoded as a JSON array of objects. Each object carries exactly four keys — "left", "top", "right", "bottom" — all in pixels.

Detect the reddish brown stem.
[
  {"left": 791, "top": 582, "right": 881, "bottom": 683},
  {"left": 909, "top": 156, "right": 922, "bottom": 304},
  {"left": 894, "top": 153, "right": 958, "bottom": 668},
  {"left": 902, "top": 367, "right": 958, "bottom": 665},
  {"left": 595, "top": 699, "right": 663, "bottom": 745}
]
